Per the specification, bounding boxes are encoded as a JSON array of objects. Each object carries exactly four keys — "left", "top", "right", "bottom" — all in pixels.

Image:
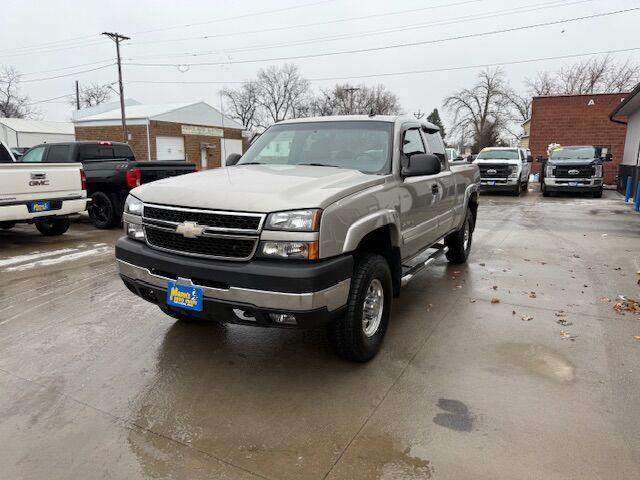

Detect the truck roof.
[{"left": 277, "top": 115, "right": 440, "bottom": 131}]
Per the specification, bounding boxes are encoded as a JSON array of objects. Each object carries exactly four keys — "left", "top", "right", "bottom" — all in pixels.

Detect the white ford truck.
[
  {"left": 0, "top": 142, "right": 88, "bottom": 236},
  {"left": 115, "top": 116, "right": 480, "bottom": 361},
  {"left": 474, "top": 147, "right": 533, "bottom": 195}
]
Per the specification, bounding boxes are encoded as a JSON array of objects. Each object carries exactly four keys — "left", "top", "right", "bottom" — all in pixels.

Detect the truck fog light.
[
  {"left": 126, "top": 222, "right": 145, "bottom": 241},
  {"left": 269, "top": 313, "right": 297, "bottom": 325}
]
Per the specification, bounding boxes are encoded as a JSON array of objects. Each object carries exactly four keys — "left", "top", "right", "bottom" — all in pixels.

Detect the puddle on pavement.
[
  {"left": 433, "top": 398, "right": 474, "bottom": 432},
  {"left": 496, "top": 343, "right": 575, "bottom": 383}
]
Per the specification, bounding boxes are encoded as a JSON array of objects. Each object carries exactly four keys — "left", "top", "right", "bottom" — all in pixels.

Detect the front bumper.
[
  {"left": 0, "top": 198, "right": 89, "bottom": 222},
  {"left": 480, "top": 177, "right": 519, "bottom": 190},
  {"left": 115, "top": 237, "right": 352, "bottom": 327},
  {"left": 544, "top": 177, "right": 602, "bottom": 193}
]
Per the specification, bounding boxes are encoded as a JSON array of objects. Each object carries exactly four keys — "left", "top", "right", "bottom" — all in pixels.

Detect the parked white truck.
[
  {"left": 0, "top": 142, "right": 88, "bottom": 235},
  {"left": 474, "top": 147, "right": 533, "bottom": 195},
  {"left": 115, "top": 116, "right": 480, "bottom": 361}
]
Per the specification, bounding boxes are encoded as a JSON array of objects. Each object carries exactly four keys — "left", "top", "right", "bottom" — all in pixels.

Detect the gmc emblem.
[{"left": 29, "top": 180, "right": 50, "bottom": 187}]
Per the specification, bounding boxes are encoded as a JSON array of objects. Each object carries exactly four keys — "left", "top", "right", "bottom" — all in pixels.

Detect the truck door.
[
  {"left": 422, "top": 129, "right": 455, "bottom": 238},
  {"left": 398, "top": 126, "right": 440, "bottom": 259}
]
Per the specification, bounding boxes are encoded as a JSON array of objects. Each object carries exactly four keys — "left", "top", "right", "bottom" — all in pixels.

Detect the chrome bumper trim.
[{"left": 117, "top": 260, "right": 350, "bottom": 312}]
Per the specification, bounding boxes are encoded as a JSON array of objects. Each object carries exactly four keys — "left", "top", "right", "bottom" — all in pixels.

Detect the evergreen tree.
[{"left": 427, "top": 108, "right": 446, "bottom": 140}]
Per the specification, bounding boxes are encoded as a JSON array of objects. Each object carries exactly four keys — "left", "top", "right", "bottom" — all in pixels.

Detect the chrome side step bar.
[{"left": 400, "top": 243, "right": 448, "bottom": 287}]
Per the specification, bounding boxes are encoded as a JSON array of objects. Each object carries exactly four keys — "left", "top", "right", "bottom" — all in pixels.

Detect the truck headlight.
[
  {"left": 258, "top": 241, "right": 319, "bottom": 260},
  {"left": 508, "top": 165, "right": 519, "bottom": 178},
  {"left": 265, "top": 209, "right": 321, "bottom": 232},
  {"left": 123, "top": 195, "right": 145, "bottom": 241},
  {"left": 594, "top": 164, "right": 602, "bottom": 177},
  {"left": 546, "top": 165, "right": 555, "bottom": 177}
]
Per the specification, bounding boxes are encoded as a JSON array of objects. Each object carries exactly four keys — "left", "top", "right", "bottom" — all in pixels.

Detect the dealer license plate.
[
  {"left": 166, "top": 281, "right": 203, "bottom": 311},
  {"left": 29, "top": 201, "right": 51, "bottom": 212},
  {"left": 568, "top": 182, "right": 578, "bottom": 187}
]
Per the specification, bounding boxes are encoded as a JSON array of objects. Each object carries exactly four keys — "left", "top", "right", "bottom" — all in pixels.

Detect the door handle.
[{"left": 431, "top": 184, "right": 439, "bottom": 195}]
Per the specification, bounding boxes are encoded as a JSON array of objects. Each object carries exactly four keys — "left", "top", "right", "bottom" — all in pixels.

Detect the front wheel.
[
  {"left": 512, "top": 178, "right": 522, "bottom": 196},
  {"left": 35, "top": 217, "right": 70, "bottom": 236},
  {"left": 445, "top": 209, "right": 474, "bottom": 264},
  {"left": 541, "top": 182, "right": 550, "bottom": 197},
  {"left": 327, "top": 254, "right": 392, "bottom": 362},
  {"left": 592, "top": 189, "right": 603, "bottom": 198}
]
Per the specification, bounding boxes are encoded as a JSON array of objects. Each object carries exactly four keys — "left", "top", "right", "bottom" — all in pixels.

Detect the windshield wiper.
[
  {"left": 239, "top": 162, "right": 263, "bottom": 165},
  {"left": 297, "top": 163, "right": 340, "bottom": 168}
]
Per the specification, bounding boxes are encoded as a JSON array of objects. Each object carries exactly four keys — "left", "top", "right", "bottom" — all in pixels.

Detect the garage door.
[
  {"left": 222, "top": 139, "right": 243, "bottom": 166},
  {"left": 156, "top": 136, "right": 185, "bottom": 160}
]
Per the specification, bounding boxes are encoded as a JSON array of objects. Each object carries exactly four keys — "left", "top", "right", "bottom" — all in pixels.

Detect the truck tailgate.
[
  {"left": 0, "top": 163, "right": 84, "bottom": 203},
  {"left": 135, "top": 161, "right": 196, "bottom": 184}
]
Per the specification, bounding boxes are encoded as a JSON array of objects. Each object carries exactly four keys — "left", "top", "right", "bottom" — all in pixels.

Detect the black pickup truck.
[{"left": 20, "top": 141, "right": 196, "bottom": 228}]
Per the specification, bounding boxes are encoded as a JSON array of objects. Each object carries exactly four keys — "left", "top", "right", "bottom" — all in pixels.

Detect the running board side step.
[{"left": 400, "top": 243, "right": 448, "bottom": 287}]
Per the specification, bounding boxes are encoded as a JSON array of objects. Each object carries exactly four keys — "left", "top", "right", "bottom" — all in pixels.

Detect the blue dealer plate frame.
[
  {"left": 166, "top": 281, "right": 203, "bottom": 312},
  {"left": 29, "top": 200, "right": 51, "bottom": 212}
]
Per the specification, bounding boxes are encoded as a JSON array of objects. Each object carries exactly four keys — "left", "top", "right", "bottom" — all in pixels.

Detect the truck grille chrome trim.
[
  {"left": 141, "top": 203, "right": 265, "bottom": 261},
  {"left": 117, "top": 260, "right": 350, "bottom": 312}
]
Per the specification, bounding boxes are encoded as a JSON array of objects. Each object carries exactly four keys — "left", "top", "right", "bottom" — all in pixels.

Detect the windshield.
[
  {"left": 237, "top": 121, "right": 393, "bottom": 174},
  {"left": 550, "top": 146, "right": 596, "bottom": 160},
  {"left": 476, "top": 149, "right": 519, "bottom": 160}
]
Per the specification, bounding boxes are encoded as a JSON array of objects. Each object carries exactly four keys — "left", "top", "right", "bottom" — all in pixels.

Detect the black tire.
[
  {"left": 35, "top": 217, "right": 70, "bottom": 236},
  {"left": 592, "top": 189, "right": 603, "bottom": 198},
  {"left": 89, "top": 191, "right": 122, "bottom": 229},
  {"left": 445, "top": 209, "right": 474, "bottom": 264},
  {"left": 0, "top": 221, "right": 16, "bottom": 230},
  {"left": 541, "top": 183, "right": 550, "bottom": 197},
  {"left": 327, "top": 254, "right": 392, "bottom": 362},
  {"left": 512, "top": 177, "right": 521, "bottom": 196}
]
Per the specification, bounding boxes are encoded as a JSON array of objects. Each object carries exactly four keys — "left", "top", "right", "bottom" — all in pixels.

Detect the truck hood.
[
  {"left": 474, "top": 159, "right": 520, "bottom": 166},
  {"left": 131, "top": 164, "right": 386, "bottom": 213},
  {"left": 547, "top": 158, "right": 600, "bottom": 166}
]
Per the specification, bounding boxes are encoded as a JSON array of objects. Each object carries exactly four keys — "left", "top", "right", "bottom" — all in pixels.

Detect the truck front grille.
[
  {"left": 144, "top": 205, "right": 263, "bottom": 232},
  {"left": 479, "top": 163, "right": 510, "bottom": 178},
  {"left": 554, "top": 165, "right": 594, "bottom": 178},
  {"left": 145, "top": 228, "right": 257, "bottom": 260}
]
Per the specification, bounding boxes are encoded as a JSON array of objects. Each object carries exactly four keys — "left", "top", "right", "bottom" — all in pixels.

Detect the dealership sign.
[{"left": 181, "top": 125, "right": 223, "bottom": 137}]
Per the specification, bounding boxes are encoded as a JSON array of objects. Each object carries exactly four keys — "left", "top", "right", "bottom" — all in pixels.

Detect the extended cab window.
[
  {"left": 114, "top": 144, "right": 135, "bottom": 160},
  {"left": 403, "top": 129, "right": 425, "bottom": 156},
  {"left": 423, "top": 131, "right": 446, "bottom": 168},
  {"left": 21, "top": 146, "right": 45, "bottom": 163},
  {"left": 79, "top": 145, "right": 115, "bottom": 161},
  {"left": 238, "top": 121, "right": 393, "bottom": 174},
  {"left": 46, "top": 145, "right": 71, "bottom": 163}
]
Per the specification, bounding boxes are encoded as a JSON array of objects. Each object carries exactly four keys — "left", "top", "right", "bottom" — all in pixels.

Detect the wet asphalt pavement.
[{"left": 1, "top": 190, "right": 639, "bottom": 480}]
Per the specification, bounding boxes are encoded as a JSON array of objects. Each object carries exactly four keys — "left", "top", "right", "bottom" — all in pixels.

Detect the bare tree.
[
  {"left": 444, "top": 68, "right": 511, "bottom": 151},
  {"left": 221, "top": 80, "right": 261, "bottom": 129},
  {"left": 255, "top": 64, "right": 310, "bottom": 126},
  {"left": 0, "top": 66, "right": 34, "bottom": 118},
  {"left": 525, "top": 71, "right": 556, "bottom": 96},
  {"left": 76, "top": 82, "right": 112, "bottom": 108},
  {"left": 309, "top": 83, "right": 401, "bottom": 116}
]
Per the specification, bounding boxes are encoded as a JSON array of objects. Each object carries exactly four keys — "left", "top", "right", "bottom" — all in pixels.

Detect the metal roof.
[{"left": 0, "top": 118, "right": 74, "bottom": 135}]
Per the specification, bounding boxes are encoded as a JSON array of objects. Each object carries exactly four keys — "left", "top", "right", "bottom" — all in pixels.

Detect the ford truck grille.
[
  {"left": 144, "top": 205, "right": 263, "bottom": 232},
  {"left": 554, "top": 165, "right": 594, "bottom": 178},
  {"left": 145, "top": 228, "right": 258, "bottom": 260},
  {"left": 142, "top": 204, "right": 264, "bottom": 261},
  {"left": 479, "top": 164, "right": 510, "bottom": 178}
]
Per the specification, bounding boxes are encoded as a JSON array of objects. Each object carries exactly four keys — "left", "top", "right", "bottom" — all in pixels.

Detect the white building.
[
  {"left": 0, "top": 118, "right": 74, "bottom": 148},
  {"left": 610, "top": 83, "right": 640, "bottom": 195}
]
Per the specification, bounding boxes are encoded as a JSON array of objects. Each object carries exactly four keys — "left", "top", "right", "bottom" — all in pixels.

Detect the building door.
[
  {"left": 156, "top": 136, "right": 185, "bottom": 160},
  {"left": 221, "top": 139, "right": 243, "bottom": 165}
]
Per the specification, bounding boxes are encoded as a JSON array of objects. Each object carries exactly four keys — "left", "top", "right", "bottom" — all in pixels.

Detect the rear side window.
[
  {"left": 21, "top": 146, "right": 45, "bottom": 163},
  {"left": 0, "top": 144, "right": 13, "bottom": 163},
  {"left": 78, "top": 145, "right": 115, "bottom": 161},
  {"left": 46, "top": 145, "right": 71, "bottom": 163},
  {"left": 114, "top": 144, "right": 135, "bottom": 160},
  {"left": 424, "top": 132, "right": 447, "bottom": 168}
]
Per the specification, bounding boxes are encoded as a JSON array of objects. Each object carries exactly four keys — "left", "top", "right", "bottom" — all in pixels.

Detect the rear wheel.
[
  {"left": 89, "top": 191, "right": 122, "bottom": 229},
  {"left": 35, "top": 217, "right": 70, "bottom": 236},
  {"left": 327, "top": 254, "right": 392, "bottom": 362},
  {"left": 0, "top": 221, "right": 16, "bottom": 230},
  {"left": 592, "top": 189, "right": 603, "bottom": 198},
  {"left": 445, "top": 209, "right": 474, "bottom": 264}
]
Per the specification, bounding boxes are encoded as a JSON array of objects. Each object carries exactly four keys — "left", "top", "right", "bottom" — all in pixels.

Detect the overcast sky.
[{"left": 3, "top": 0, "right": 639, "bottom": 126}]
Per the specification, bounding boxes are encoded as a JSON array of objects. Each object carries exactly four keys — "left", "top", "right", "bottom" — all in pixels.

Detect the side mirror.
[
  {"left": 603, "top": 153, "right": 613, "bottom": 162},
  {"left": 226, "top": 153, "right": 242, "bottom": 166},
  {"left": 527, "top": 155, "right": 533, "bottom": 163},
  {"left": 454, "top": 156, "right": 464, "bottom": 162},
  {"left": 536, "top": 156, "right": 547, "bottom": 163},
  {"left": 466, "top": 155, "right": 474, "bottom": 163},
  {"left": 402, "top": 153, "right": 441, "bottom": 177}
]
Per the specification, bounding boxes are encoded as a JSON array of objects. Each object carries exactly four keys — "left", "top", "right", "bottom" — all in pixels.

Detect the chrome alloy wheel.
[{"left": 362, "top": 278, "right": 384, "bottom": 337}]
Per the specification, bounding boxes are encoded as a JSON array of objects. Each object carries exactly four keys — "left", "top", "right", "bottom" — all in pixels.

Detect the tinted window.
[
  {"left": 550, "top": 147, "right": 597, "bottom": 160},
  {"left": 78, "top": 145, "right": 115, "bottom": 161},
  {"left": 0, "top": 144, "right": 13, "bottom": 163},
  {"left": 46, "top": 145, "right": 71, "bottom": 163},
  {"left": 403, "top": 129, "right": 425, "bottom": 156},
  {"left": 21, "top": 146, "right": 45, "bottom": 163},
  {"left": 424, "top": 132, "right": 445, "bottom": 155},
  {"left": 114, "top": 144, "right": 135, "bottom": 160},
  {"left": 477, "top": 149, "right": 520, "bottom": 160}
]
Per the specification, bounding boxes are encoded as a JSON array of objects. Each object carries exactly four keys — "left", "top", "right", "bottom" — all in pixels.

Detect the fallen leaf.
[
  {"left": 512, "top": 310, "right": 516, "bottom": 315},
  {"left": 633, "top": 336, "right": 640, "bottom": 341},
  {"left": 492, "top": 285, "right": 498, "bottom": 290},
  {"left": 479, "top": 263, "right": 485, "bottom": 267},
  {"left": 560, "top": 330, "right": 577, "bottom": 341},
  {"left": 491, "top": 298, "right": 500, "bottom": 304},
  {"left": 529, "top": 292, "right": 537, "bottom": 298},
  {"left": 613, "top": 296, "right": 640, "bottom": 315},
  {"left": 556, "top": 318, "right": 572, "bottom": 326},
  {"left": 521, "top": 315, "right": 533, "bottom": 322},
  {"left": 426, "top": 304, "right": 433, "bottom": 311},
  {"left": 470, "top": 299, "right": 477, "bottom": 303}
]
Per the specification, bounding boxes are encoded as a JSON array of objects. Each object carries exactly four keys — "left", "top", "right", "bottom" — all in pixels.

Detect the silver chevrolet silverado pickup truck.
[{"left": 116, "top": 115, "right": 480, "bottom": 361}]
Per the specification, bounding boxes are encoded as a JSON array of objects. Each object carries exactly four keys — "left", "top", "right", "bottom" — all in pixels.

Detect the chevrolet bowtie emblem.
[{"left": 175, "top": 221, "right": 205, "bottom": 238}]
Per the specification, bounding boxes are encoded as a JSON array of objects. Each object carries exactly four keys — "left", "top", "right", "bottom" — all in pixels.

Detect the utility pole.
[
  {"left": 102, "top": 32, "right": 130, "bottom": 143},
  {"left": 75, "top": 80, "right": 80, "bottom": 110},
  {"left": 344, "top": 87, "right": 360, "bottom": 115}
]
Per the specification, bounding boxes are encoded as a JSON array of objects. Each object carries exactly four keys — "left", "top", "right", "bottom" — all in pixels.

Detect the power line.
[
  {"left": 132, "top": 0, "right": 484, "bottom": 46},
  {"left": 125, "top": 7, "right": 640, "bottom": 68},
  {"left": 0, "top": 34, "right": 100, "bottom": 55},
  {"left": 0, "top": 39, "right": 110, "bottom": 60},
  {"left": 123, "top": 47, "right": 640, "bottom": 85},
  {"left": 20, "top": 64, "right": 115, "bottom": 84},
  {"left": 26, "top": 93, "right": 74, "bottom": 106},
  {"left": 129, "top": 0, "right": 596, "bottom": 62},
  {"left": 21, "top": 59, "right": 115, "bottom": 77}
]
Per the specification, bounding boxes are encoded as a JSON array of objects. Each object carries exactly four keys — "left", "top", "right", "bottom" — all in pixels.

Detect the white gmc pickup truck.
[{"left": 0, "top": 142, "right": 88, "bottom": 235}]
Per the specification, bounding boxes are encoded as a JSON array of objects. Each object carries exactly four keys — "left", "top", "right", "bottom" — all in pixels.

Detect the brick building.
[
  {"left": 74, "top": 102, "right": 245, "bottom": 169},
  {"left": 529, "top": 93, "right": 628, "bottom": 184}
]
